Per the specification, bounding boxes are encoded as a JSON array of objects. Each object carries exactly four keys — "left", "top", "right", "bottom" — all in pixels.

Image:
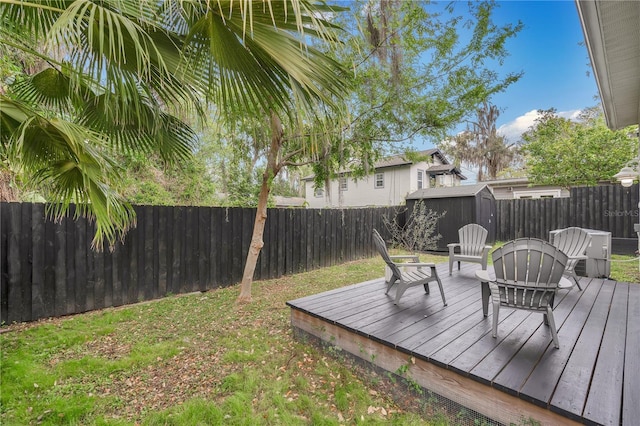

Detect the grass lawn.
[
  {"left": 2, "top": 249, "right": 637, "bottom": 426},
  {"left": 1, "top": 253, "right": 451, "bottom": 426}
]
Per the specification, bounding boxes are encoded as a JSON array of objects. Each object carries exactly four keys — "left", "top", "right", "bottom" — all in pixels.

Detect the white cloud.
[{"left": 498, "top": 109, "right": 582, "bottom": 143}]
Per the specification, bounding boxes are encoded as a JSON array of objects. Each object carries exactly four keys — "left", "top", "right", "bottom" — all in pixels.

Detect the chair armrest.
[
  {"left": 399, "top": 262, "right": 437, "bottom": 268},
  {"left": 448, "top": 243, "right": 460, "bottom": 256},
  {"left": 558, "top": 277, "right": 574, "bottom": 289},
  {"left": 390, "top": 255, "right": 420, "bottom": 263},
  {"left": 567, "top": 254, "right": 588, "bottom": 261},
  {"left": 475, "top": 269, "right": 492, "bottom": 282}
]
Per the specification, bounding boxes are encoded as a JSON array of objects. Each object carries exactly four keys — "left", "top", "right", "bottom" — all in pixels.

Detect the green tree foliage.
[
  {"left": 311, "top": 0, "right": 523, "bottom": 188},
  {"left": 115, "top": 152, "right": 219, "bottom": 206},
  {"left": 521, "top": 107, "right": 638, "bottom": 187},
  {"left": 0, "top": 0, "right": 348, "bottom": 247},
  {"left": 440, "top": 102, "right": 519, "bottom": 181}
]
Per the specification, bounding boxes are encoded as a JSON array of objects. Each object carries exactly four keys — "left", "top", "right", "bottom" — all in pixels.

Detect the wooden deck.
[{"left": 286, "top": 262, "right": 640, "bottom": 425}]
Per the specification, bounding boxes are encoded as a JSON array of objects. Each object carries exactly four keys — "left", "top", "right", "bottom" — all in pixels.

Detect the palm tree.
[{"left": 0, "top": 0, "right": 348, "bottom": 248}]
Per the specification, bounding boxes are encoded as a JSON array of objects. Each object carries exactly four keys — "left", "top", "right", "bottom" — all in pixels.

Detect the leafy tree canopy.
[
  {"left": 311, "top": 0, "right": 523, "bottom": 189},
  {"left": 521, "top": 107, "right": 638, "bottom": 188}
]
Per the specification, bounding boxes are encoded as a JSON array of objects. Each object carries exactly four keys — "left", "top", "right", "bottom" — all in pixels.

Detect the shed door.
[{"left": 479, "top": 194, "right": 496, "bottom": 243}]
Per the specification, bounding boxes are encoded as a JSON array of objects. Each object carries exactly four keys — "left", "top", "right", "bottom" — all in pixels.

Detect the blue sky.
[
  {"left": 418, "top": 0, "right": 599, "bottom": 150},
  {"left": 490, "top": 1, "right": 599, "bottom": 141}
]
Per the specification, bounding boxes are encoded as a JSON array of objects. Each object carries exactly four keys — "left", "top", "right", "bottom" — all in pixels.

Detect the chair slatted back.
[
  {"left": 552, "top": 227, "right": 591, "bottom": 268},
  {"left": 491, "top": 238, "right": 568, "bottom": 311},
  {"left": 372, "top": 229, "right": 402, "bottom": 280},
  {"left": 459, "top": 224, "right": 488, "bottom": 257}
]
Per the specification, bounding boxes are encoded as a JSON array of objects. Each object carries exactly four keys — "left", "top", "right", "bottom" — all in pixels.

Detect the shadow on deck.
[{"left": 286, "top": 262, "right": 640, "bottom": 425}]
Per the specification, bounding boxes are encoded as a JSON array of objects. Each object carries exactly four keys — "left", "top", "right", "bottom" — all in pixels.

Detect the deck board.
[
  {"left": 287, "top": 262, "right": 635, "bottom": 425},
  {"left": 582, "top": 281, "right": 628, "bottom": 426},
  {"left": 623, "top": 283, "right": 640, "bottom": 425},
  {"left": 550, "top": 281, "right": 612, "bottom": 419}
]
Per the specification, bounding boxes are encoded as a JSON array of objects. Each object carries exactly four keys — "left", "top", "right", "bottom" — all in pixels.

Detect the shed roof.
[{"left": 406, "top": 184, "right": 490, "bottom": 200}]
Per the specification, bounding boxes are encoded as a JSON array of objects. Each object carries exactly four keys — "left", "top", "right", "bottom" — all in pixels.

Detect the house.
[
  {"left": 304, "top": 149, "right": 466, "bottom": 208},
  {"left": 480, "top": 177, "right": 569, "bottom": 200}
]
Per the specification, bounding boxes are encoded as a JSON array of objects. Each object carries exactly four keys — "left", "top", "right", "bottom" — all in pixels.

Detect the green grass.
[
  {"left": 1, "top": 255, "right": 445, "bottom": 426},
  {"left": 609, "top": 254, "right": 640, "bottom": 283},
  {"left": 3, "top": 248, "right": 635, "bottom": 426}
]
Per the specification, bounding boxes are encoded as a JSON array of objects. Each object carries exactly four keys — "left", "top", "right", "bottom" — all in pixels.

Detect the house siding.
[{"left": 304, "top": 151, "right": 463, "bottom": 208}]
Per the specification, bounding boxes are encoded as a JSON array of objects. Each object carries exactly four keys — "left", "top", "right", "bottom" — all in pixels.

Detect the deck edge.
[{"left": 290, "top": 307, "right": 581, "bottom": 426}]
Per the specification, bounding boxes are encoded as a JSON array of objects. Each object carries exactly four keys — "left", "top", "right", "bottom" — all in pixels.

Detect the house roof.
[
  {"left": 426, "top": 164, "right": 467, "bottom": 180},
  {"left": 406, "top": 184, "right": 489, "bottom": 200},
  {"left": 375, "top": 149, "right": 443, "bottom": 168},
  {"left": 576, "top": 1, "right": 640, "bottom": 129}
]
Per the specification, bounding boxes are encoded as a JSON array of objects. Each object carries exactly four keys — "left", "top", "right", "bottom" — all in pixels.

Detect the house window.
[
  {"left": 314, "top": 187, "right": 324, "bottom": 198},
  {"left": 417, "top": 170, "right": 424, "bottom": 189},
  {"left": 339, "top": 177, "right": 348, "bottom": 191},
  {"left": 375, "top": 172, "right": 384, "bottom": 189}
]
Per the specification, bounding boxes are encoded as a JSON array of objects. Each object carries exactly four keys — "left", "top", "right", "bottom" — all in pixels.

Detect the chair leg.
[
  {"left": 457, "top": 261, "right": 461, "bottom": 271},
  {"left": 432, "top": 269, "right": 447, "bottom": 306},
  {"left": 573, "top": 275, "right": 583, "bottom": 291},
  {"left": 385, "top": 277, "right": 398, "bottom": 295},
  {"left": 546, "top": 306, "right": 560, "bottom": 349},
  {"left": 394, "top": 283, "right": 409, "bottom": 305},
  {"left": 492, "top": 301, "right": 500, "bottom": 338},
  {"left": 449, "top": 256, "right": 453, "bottom": 276}
]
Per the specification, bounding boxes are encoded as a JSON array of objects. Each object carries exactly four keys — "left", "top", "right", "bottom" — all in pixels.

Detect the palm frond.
[{"left": 3, "top": 96, "right": 135, "bottom": 247}]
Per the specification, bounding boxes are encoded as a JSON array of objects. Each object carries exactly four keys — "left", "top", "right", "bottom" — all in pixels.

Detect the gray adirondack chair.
[
  {"left": 476, "top": 238, "right": 568, "bottom": 349},
  {"left": 551, "top": 227, "right": 591, "bottom": 291},
  {"left": 447, "top": 224, "right": 492, "bottom": 275},
  {"left": 372, "top": 229, "right": 446, "bottom": 306}
]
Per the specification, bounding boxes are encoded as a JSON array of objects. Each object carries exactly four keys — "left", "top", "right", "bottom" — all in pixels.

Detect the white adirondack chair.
[
  {"left": 476, "top": 238, "right": 568, "bottom": 349},
  {"left": 447, "top": 224, "right": 491, "bottom": 275},
  {"left": 372, "top": 229, "right": 446, "bottom": 306},
  {"left": 551, "top": 227, "right": 591, "bottom": 291}
]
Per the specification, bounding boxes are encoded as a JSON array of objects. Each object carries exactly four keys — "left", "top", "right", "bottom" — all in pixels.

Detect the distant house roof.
[
  {"left": 406, "top": 184, "right": 490, "bottom": 200},
  {"left": 375, "top": 149, "right": 442, "bottom": 169},
  {"left": 426, "top": 164, "right": 467, "bottom": 180}
]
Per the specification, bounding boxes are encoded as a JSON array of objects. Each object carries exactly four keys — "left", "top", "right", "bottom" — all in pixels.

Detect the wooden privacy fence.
[
  {"left": 1, "top": 203, "right": 400, "bottom": 324},
  {"left": 495, "top": 184, "right": 639, "bottom": 243}
]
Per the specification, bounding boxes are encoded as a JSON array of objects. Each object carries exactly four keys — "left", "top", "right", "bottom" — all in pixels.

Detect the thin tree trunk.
[{"left": 237, "top": 112, "right": 283, "bottom": 303}]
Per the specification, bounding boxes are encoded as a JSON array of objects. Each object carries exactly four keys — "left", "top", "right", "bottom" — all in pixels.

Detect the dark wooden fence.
[
  {"left": 495, "top": 184, "right": 639, "bottom": 248},
  {"left": 1, "top": 203, "right": 400, "bottom": 324},
  {"left": 4, "top": 183, "right": 638, "bottom": 324}
]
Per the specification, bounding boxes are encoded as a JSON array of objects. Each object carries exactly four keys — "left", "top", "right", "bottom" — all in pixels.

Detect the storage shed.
[{"left": 406, "top": 184, "right": 496, "bottom": 252}]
